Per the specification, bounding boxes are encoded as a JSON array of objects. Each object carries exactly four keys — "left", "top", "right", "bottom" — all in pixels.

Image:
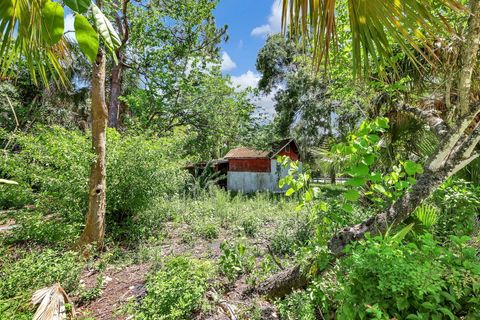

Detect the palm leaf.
[
  {"left": 282, "top": 0, "right": 464, "bottom": 77},
  {"left": 0, "top": 0, "right": 70, "bottom": 87},
  {"left": 414, "top": 203, "right": 439, "bottom": 228},
  {"left": 31, "top": 283, "right": 75, "bottom": 320}
]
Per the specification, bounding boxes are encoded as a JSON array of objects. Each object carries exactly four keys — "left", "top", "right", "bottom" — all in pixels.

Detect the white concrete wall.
[{"left": 227, "top": 159, "right": 299, "bottom": 193}]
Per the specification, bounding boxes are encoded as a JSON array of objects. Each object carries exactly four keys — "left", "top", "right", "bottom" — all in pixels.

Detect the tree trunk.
[
  {"left": 108, "top": 0, "right": 129, "bottom": 129},
  {"left": 78, "top": 49, "right": 108, "bottom": 250},
  {"left": 108, "top": 51, "right": 123, "bottom": 128}
]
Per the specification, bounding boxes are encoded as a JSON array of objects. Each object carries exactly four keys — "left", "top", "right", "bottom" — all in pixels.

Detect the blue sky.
[{"left": 214, "top": 0, "right": 282, "bottom": 114}]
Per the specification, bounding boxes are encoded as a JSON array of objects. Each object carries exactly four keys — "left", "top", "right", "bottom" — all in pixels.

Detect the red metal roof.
[{"left": 224, "top": 147, "right": 270, "bottom": 159}]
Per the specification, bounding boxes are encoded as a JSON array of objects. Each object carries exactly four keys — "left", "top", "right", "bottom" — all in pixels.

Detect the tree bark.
[
  {"left": 108, "top": 52, "right": 123, "bottom": 128},
  {"left": 108, "top": 0, "right": 129, "bottom": 129},
  {"left": 78, "top": 49, "right": 108, "bottom": 250}
]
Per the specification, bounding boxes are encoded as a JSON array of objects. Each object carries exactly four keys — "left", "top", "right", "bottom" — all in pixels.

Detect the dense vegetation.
[{"left": 0, "top": 0, "right": 479, "bottom": 319}]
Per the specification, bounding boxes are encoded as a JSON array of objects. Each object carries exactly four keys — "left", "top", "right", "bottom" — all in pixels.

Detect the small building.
[{"left": 224, "top": 138, "right": 301, "bottom": 193}]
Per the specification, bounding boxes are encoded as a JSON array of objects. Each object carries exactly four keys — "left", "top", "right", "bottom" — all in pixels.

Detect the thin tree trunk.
[
  {"left": 108, "top": 0, "right": 129, "bottom": 129},
  {"left": 108, "top": 51, "right": 123, "bottom": 128},
  {"left": 78, "top": 49, "right": 108, "bottom": 250}
]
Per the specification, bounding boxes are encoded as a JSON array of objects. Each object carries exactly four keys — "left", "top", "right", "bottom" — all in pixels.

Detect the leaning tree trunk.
[
  {"left": 257, "top": 0, "right": 480, "bottom": 298},
  {"left": 78, "top": 49, "right": 108, "bottom": 250}
]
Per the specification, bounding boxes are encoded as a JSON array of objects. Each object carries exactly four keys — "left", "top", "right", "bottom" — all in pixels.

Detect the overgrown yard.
[{"left": 0, "top": 189, "right": 312, "bottom": 319}]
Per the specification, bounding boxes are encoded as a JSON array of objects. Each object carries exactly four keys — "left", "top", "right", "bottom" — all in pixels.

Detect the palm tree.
[
  {"left": 0, "top": 0, "right": 120, "bottom": 250},
  {"left": 257, "top": 0, "right": 480, "bottom": 297}
]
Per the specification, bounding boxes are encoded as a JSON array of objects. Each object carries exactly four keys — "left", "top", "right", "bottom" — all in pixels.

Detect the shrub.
[
  {"left": 106, "top": 130, "right": 187, "bottom": 221},
  {"left": 0, "top": 127, "right": 188, "bottom": 245},
  {"left": 135, "top": 256, "right": 214, "bottom": 319},
  {"left": 0, "top": 126, "right": 91, "bottom": 220},
  {"left": 325, "top": 233, "right": 480, "bottom": 319}
]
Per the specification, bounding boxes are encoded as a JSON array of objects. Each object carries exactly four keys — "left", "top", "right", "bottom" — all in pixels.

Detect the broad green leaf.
[
  {"left": 74, "top": 14, "right": 98, "bottom": 63},
  {"left": 0, "top": 179, "right": 18, "bottom": 185},
  {"left": 92, "top": 3, "right": 121, "bottom": 55},
  {"left": 404, "top": 160, "right": 423, "bottom": 175},
  {"left": 341, "top": 203, "right": 354, "bottom": 213},
  {"left": 348, "top": 164, "right": 369, "bottom": 178},
  {"left": 65, "top": 0, "right": 91, "bottom": 14},
  {"left": 372, "top": 184, "right": 386, "bottom": 194},
  {"left": 362, "top": 154, "right": 375, "bottom": 166},
  {"left": 346, "top": 177, "right": 365, "bottom": 187},
  {"left": 285, "top": 188, "right": 295, "bottom": 196},
  {"left": 344, "top": 189, "right": 360, "bottom": 202},
  {"left": 41, "top": 0, "right": 64, "bottom": 46},
  {"left": 391, "top": 223, "right": 414, "bottom": 243}
]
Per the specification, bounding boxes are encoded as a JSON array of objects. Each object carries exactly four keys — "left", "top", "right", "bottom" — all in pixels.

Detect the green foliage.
[
  {"left": 276, "top": 290, "right": 316, "bottom": 320},
  {"left": 0, "top": 127, "right": 187, "bottom": 246},
  {"left": 135, "top": 256, "right": 214, "bottom": 320},
  {"left": 106, "top": 130, "right": 187, "bottom": 220},
  {"left": 74, "top": 14, "right": 99, "bottom": 63},
  {"left": 325, "top": 233, "right": 480, "bottom": 319},
  {"left": 0, "top": 249, "right": 83, "bottom": 319},
  {"left": 219, "top": 241, "right": 255, "bottom": 281},
  {"left": 432, "top": 179, "right": 480, "bottom": 239}
]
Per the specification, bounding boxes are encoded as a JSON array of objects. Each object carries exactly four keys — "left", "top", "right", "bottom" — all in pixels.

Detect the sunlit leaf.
[
  {"left": 74, "top": 14, "right": 98, "bottom": 63},
  {"left": 92, "top": 3, "right": 121, "bottom": 57},
  {"left": 64, "top": 0, "right": 91, "bottom": 14},
  {"left": 41, "top": 0, "right": 65, "bottom": 46}
]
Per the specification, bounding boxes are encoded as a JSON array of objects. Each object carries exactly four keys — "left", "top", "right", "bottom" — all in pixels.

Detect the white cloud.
[
  {"left": 231, "top": 70, "right": 276, "bottom": 116},
  {"left": 64, "top": 13, "right": 76, "bottom": 42},
  {"left": 230, "top": 70, "right": 259, "bottom": 90},
  {"left": 251, "top": 0, "right": 282, "bottom": 37},
  {"left": 221, "top": 51, "right": 237, "bottom": 72}
]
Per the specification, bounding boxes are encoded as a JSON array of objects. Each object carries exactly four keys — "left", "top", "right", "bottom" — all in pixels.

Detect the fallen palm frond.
[
  {"left": 31, "top": 283, "right": 75, "bottom": 320},
  {"left": 0, "top": 179, "right": 18, "bottom": 185}
]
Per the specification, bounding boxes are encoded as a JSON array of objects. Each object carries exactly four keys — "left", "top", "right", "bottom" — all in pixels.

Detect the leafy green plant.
[
  {"left": 433, "top": 179, "right": 480, "bottom": 239},
  {"left": 276, "top": 290, "right": 316, "bottom": 320},
  {"left": 0, "top": 249, "right": 83, "bottom": 319},
  {"left": 135, "top": 256, "right": 214, "bottom": 320},
  {"left": 219, "top": 241, "right": 255, "bottom": 282},
  {"left": 327, "top": 233, "right": 480, "bottom": 319}
]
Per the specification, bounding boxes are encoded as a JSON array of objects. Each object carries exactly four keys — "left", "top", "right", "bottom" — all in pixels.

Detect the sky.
[{"left": 214, "top": 0, "right": 283, "bottom": 115}]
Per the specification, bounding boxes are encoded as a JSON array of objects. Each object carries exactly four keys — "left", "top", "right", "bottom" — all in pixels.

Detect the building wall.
[
  {"left": 276, "top": 142, "right": 300, "bottom": 161},
  {"left": 227, "top": 159, "right": 296, "bottom": 193},
  {"left": 228, "top": 158, "right": 271, "bottom": 172}
]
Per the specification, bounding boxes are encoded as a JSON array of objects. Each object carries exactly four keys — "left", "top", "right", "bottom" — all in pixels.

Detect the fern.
[{"left": 414, "top": 204, "right": 439, "bottom": 228}]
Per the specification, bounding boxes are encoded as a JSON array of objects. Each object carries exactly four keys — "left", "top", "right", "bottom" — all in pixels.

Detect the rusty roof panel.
[{"left": 223, "top": 147, "right": 270, "bottom": 159}]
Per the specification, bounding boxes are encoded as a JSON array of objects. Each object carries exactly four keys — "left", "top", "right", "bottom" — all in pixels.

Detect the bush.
[
  {"left": 0, "top": 127, "right": 188, "bottom": 245},
  {"left": 135, "top": 256, "right": 214, "bottom": 319},
  {"left": 107, "top": 130, "right": 187, "bottom": 220},
  {"left": 0, "top": 126, "right": 91, "bottom": 220},
  {"left": 0, "top": 249, "right": 83, "bottom": 319},
  {"left": 322, "top": 233, "right": 480, "bottom": 319}
]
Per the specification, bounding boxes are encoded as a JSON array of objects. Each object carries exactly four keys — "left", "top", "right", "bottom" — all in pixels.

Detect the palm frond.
[
  {"left": 31, "top": 283, "right": 75, "bottom": 320},
  {"left": 0, "top": 0, "right": 71, "bottom": 88},
  {"left": 414, "top": 203, "right": 439, "bottom": 228},
  {"left": 282, "top": 0, "right": 464, "bottom": 76}
]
